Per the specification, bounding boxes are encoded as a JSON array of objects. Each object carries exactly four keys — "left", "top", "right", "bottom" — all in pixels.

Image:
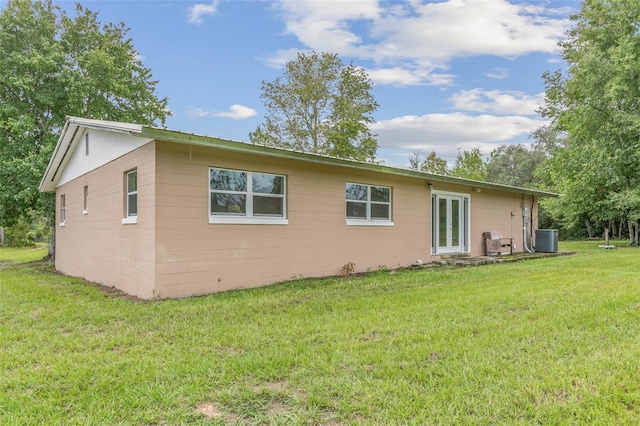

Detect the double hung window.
[
  {"left": 345, "top": 183, "right": 393, "bottom": 226},
  {"left": 209, "top": 167, "right": 287, "bottom": 224},
  {"left": 122, "top": 169, "right": 137, "bottom": 224}
]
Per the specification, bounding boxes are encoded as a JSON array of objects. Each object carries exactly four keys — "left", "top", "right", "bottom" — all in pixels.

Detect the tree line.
[{"left": 407, "top": 141, "right": 549, "bottom": 188}]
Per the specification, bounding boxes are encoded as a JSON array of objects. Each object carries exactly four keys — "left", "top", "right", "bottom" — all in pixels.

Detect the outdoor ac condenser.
[{"left": 535, "top": 229, "right": 558, "bottom": 253}]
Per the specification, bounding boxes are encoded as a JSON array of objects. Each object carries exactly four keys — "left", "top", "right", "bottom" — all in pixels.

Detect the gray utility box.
[{"left": 535, "top": 229, "right": 558, "bottom": 253}]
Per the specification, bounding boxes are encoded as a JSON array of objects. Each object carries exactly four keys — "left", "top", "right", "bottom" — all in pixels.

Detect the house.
[{"left": 40, "top": 117, "right": 557, "bottom": 299}]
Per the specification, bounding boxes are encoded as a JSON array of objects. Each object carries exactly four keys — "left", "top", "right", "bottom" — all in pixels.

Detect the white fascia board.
[{"left": 67, "top": 116, "right": 144, "bottom": 134}]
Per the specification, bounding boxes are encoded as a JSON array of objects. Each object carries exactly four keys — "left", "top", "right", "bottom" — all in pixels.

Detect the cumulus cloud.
[
  {"left": 187, "top": 105, "right": 256, "bottom": 120},
  {"left": 187, "top": 1, "right": 219, "bottom": 25},
  {"left": 370, "top": 112, "right": 546, "bottom": 161},
  {"left": 186, "top": 107, "right": 212, "bottom": 119},
  {"left": 367, "top": 66, "right": 455, "bottom": 87},
  {"left": 449, "top": 89, "right": 545, "bottom": 115},
  {"left": 212, "top": 105, "right": 257, "bottom": 120},
  {"left": 271, "top": 0, "right": 571, "bottom": 86}
]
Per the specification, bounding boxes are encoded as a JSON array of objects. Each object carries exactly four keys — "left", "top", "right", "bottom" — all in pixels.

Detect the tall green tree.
[
  {"left": 408, "top": 150, "right": 449, "bottom": 175},
  {"left": 450, "top": 147, "right": 487, "bottom": 181},
  {"left": 539, "top": 0, "right": 640, "bottom": 243},
  {"left": 250, "top": 51, "right": 379, "bottom": 162},
  {"left": 486, "top": 144, "right": 546, "bottom": 188},
  {"left": 0, "top": 0, "right": 168, "bottom": 229}
]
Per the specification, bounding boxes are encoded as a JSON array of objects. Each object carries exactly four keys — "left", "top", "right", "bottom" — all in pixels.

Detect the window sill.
[
  {"left": 346, "top": 219, "right": 394, "bottom": 227},
  {"left": 209, "top": 216, "right": 288, "bottom": 225},
  {"left": 83, "top": 210, "right": 88, "bottom": 215},
  {"left": 59, "top": 221, "right": 65, "bottom": 227},
  {"left": 122, "top": 216, "right": 138, "bottom": 225}
]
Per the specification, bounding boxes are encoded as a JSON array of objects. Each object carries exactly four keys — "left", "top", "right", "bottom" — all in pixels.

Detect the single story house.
[{"left": 40, "top": 117, "right": 557, "bottom": 299}]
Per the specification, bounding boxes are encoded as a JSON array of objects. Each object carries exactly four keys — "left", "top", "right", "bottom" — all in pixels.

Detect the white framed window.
[
  {"left": 345, "top": 183, "right": 393, "bottom": 226},
  {"left": 59, "top": 194, "right": 66, "bottom": 226},
  {"left": 122, "top": 169, "right": 137, "bottom": 224},
  {"left": 83, "top": 185, "right": 88, "bottom": 214},
  {"left": 209, "top": 167, "right": 287, "bottom": 225}
]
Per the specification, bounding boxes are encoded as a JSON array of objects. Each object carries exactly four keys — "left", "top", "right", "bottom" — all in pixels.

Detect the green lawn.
[{"left": 1, "top": 242, "right": 639, "bottom": 425}]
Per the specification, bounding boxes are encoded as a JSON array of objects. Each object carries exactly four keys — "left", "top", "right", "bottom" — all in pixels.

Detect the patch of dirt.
[
  {"left": 267, "top": 402, "right": 289, "bottom": 416},
  {"left": 194, "top": 402, "right": 224, "bottom": 419}
]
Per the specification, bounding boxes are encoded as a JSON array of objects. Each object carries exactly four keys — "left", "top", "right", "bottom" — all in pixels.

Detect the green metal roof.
[{"left": 140, "top": 126, "right": 559, "bottom": 199}]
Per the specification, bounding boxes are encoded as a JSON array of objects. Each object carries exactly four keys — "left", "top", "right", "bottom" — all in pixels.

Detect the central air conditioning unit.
[{"left": 535, "top": 229, "right": 558, "bottom": 253}]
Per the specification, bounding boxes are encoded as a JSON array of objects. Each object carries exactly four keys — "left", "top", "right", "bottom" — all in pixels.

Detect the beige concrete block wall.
[
  {"left": 469, "top": 189, "right": 525, "bottom": 256},
  {"left": 55, "top": 143, "right": 156, "bottom": 298},
  {"left": 424, "top": 182, "right": 538, "bottom": 257},
  {"left": 53, "top": 137, "right": 540, "bottom": 299},
  {"left": 152, "top": 141, "right": 431, "bottom": 298}
]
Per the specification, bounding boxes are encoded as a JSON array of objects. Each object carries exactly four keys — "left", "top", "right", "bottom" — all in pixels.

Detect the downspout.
[{"left": 530, "top": 196, "right": 536, "bottom": 251}]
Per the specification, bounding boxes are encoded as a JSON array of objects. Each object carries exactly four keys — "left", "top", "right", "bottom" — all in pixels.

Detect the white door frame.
[{"left": 432, "top": 190, "right": 470, "bottom": 255}]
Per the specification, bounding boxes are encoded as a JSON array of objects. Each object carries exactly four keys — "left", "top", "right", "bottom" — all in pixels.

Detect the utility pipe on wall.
[{"left": 522, "top": 207, "right": 534, "bottom": 253}]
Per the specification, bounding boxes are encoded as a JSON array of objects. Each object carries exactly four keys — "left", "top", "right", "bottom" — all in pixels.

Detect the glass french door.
[{"left": 432, "top": 193, "right": 469, "bottom": 254}]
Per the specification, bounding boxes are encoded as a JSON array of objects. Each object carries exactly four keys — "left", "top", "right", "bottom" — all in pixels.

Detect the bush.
[{"left": 2, "top": 214, "right": 51, "bottom": 248}]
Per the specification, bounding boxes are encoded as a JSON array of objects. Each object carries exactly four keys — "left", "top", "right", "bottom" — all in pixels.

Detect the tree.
[
  {"left": 0, "top": 1, "right": 169, "bottom": 232},
  {"left": 450, "top": 147, "right": 487, "bottom": 181},
  {"left": 539, "top": 0, "right": 640, "bottom": 243},
  {"left": 250, "top": 51, "right": 379, "bottom": 162},
  {"left": 408, "top": 150, "right": 449, "bottom": 175},
  {"left": 486, "top": 144, "right": 546, "bottom": 188}
]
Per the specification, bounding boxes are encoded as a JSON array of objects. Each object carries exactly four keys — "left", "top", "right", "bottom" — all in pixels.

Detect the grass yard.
[{"left": 1, "top": 242, "right": 639, "bottom": 425}]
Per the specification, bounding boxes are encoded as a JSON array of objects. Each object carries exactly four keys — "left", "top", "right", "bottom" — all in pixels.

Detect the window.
[
  {"left": 59, "top": 194, "right": 66, "bottom": 226},
  {"left": 345, "top": 183, "right": 393, "bottom": 226},
  {"left": 84, "top": 133, "right": 89, "bottom": 156},
  {"left": 122, "top": 170, "right": 137, "bottom": 224},
  {"left": 83, "top": 186, "right": 88, "bottom": 214},
  {"left": 209, "top": 167, "right": 287, "bottom": 224}
]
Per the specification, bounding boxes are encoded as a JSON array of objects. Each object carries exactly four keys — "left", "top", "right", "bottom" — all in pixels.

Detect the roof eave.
[{"left": 140, "top": 126, "right": 559, "bottom": 199}]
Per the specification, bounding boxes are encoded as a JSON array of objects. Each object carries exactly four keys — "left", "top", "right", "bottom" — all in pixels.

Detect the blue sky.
[{"left": 52, "top": 0, "right": 579, "bottom": 167}]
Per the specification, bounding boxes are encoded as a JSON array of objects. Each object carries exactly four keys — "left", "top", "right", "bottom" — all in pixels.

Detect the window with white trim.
[
  {"left": 59, "top": 194, "right": 66, "bottom": 226},
  {"left": 123, "top": 170, "right": 137, "bottom": 224},
  {"left": 209, "top": 167, "right": 287, "bottom": 224},
  {"left": 345, "top": 183, "right": 392, "bottom": 225}
]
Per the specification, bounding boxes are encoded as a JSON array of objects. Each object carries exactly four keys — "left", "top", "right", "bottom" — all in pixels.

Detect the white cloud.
[
  {"left": 370, "top": 112, "right": 545, "bottom": 161},
  {"left": 212, "top": 105, "right": 257, "bottom": 120},
  {"left": 367, "top": 66, "right": 455, "bottom": 87},
  {"left": 271, "top": 0, "right": 571, "bottom": 86},
  {"left": 278, "top": 0, "right": 380, "bottom": 46},
  {"left": 186, "top": 107, "right": 212, "bottom": 119},
  {"left": 187, "top": 105, "right": 256, "bottom": 120},
  {"left": 449, "top": 89, "right": 545, "bottom": 115},
  {"left": 484, "top": 67, "right": 509, "bottom": 79},
  {"left": 187, "top": 1, "right": 219, "bottom": 25}
]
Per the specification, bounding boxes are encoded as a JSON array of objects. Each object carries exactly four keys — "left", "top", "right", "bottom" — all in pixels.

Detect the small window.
[
  {"left": 123, "top": 170, "right": 137, "bottom": 224},
  {"left": 209, "top": 167, "right": 287, "bottom": 224},
  {"left": 60, "top": 194, "right": 66, "bottom": 226},
  {"left": 83, "top": 185, "right": 88, "bottom": 214},
  {"left": 346, "top": 183, "right": 393, "bottom": 226},
  {"left": 85, "top": 133, "right": 89, "bottom": 156}
]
